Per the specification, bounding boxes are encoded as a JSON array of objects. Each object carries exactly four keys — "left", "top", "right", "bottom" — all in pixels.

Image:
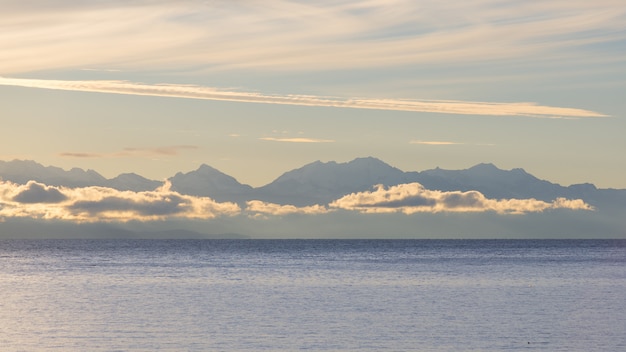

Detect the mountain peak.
[
  {"left": 348, "top": 156, "right": 396, "bottom": 168},
  {"left": 107, "top": 173, "right": 161, "bottom": 192},
  {"left": 196, "top": 163, "right": 223, "bottom": 174},
  {"left": 351, "top": 156, "right": 384, "bottom": 162},
  {"left": 256, "top": 157, "right": 407, "bottom": 205},
  {"left": 1, "top": 158, "right": 615, "bottom": 209},
  {"left": 467, "top": 163, "right": 500, "bottom": 172},
  {"left": 299, "top": 157, "right": 397, "bottom": 171},
  {"left": 168, "top": 163, "right": 252, "bottom": 200}
]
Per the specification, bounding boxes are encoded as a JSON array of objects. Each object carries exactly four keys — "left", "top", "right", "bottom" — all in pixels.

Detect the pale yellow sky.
[{"left": 1, "top": 0, "right": 625, "bottom": 188}]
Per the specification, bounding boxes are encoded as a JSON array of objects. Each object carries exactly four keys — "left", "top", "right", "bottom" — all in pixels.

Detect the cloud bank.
[
  {"left": 0, "top": 180, "right": 593, "bottom": 223},
  {"left": 0, "top": 77, "right": 606, "bottom": 118},
  {"left": 246, "top": 200, "right": 330, "bottom": 218},
  {"left": 0, "top": 180, "right": 240, "bottom": 222},
  {"left": 329, "top": 183, "right": 593, "bottom": 215}
]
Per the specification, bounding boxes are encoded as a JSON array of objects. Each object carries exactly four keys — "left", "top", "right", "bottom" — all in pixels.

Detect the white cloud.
[
  {"left": 0, "top": 77, "right": 606, "bottom": 118},
  {"left": 410, "top": 141, "right": 462, "bottom": 146},
  {"left": 409, "top": 140, "right": 496, "bottom": 146},
  {"left": 0, "top": 179, "right": 596, "bottom": 223},
  {"left": 1, "top": 1, "right": 624, "bottom": 74},
  {"left": 329, "top": 183, "right": 594, "bottom": 214},
  {"left": 260, "top": 137, "right": 335, "bottom": 143},
  {"left": 0, "top": 180, "right": 240, "bottom": 222},
  {"left": 245, "top": 200, "right": 330, "bottom": 218},
  {"left": 1, "top": 1, "right": 618, "bottom": 118}
]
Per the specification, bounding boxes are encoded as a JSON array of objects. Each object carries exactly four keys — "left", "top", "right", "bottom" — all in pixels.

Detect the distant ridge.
[
  {"left": 414, "top": 163, "right": 560, "bottom": 201},
  {"left": 1, "top": 157, "right": 624, "bottom": 209},
  {"left": 0, "top": 160, "right": 160, "bottom": 191},
  {"left": 107, "top": 173, "right": 162, "bottom": 192},
  {"left": 168, "top": 164, "right": 253, "bottom": 203},
  {"left": 251, "top": 157, "right": 407, "bottom": 206},
  {"left": 0, "top": 159, "right": 107, "bottom": 187}
]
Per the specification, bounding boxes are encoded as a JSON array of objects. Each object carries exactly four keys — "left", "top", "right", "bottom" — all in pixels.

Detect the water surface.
[{"left": 1, "top": 239, "right": 625, "bottom": 351}]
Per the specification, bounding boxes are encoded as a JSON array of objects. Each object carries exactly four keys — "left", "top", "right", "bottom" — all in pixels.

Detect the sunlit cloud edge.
[
  {"left": 0, "top": 77, "right": 607, "bottom": 118},
  {"left": 0, "top": 180, "right": 593, "bottom": 223},
  {"left": 409, "top": 140, "right": 496, "bottom": 146},
  {"left": 410, "top": 140, "right": 462, "bottom": 146},
  {"left": 259, "top": 137, "right": 334, "bottom": 143}
]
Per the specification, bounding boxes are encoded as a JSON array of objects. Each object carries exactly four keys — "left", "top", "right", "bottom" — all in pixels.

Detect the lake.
[{"left": 1, "top": 239, "right": 625, "bottom": 351}]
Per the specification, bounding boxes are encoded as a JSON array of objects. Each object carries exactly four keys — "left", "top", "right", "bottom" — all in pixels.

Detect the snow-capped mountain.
[
  {"left": 1, "top": 157, "right": 624, "bottom": 210},
  {"left": 252, "top": 157, "right": 408, "bottom": 206},
  {"left": 168, "top": 164, "right": 253, "bottom": 203}
]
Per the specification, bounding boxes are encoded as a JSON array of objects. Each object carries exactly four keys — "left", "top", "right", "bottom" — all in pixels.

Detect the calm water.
[{"left": 1, "top": 239, "right": 625, "bottom": 351}]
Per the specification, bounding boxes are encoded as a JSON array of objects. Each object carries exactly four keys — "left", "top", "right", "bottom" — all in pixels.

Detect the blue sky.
[{"left": 1, "top": 0, "right": 625, "bottom": 188}]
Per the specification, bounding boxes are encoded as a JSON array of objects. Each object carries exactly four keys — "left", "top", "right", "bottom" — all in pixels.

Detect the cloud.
[
  {"left": 11, "top": 181, "right": 68, "bottom": 204},
  {"left": 121, "top": 145, "right": 198, "bottom": 156},
  {"left": 68, "top": 195, "right": 188, "bottom": 218},
  {"left": 1, "top": 1, "right": 624, "bottom": 75},
  {"left": 0, "top": 178, "right": 597, "bottom": 224},
  {"left": 59, "top": 145, "right": 198, "bottom": 158},
  {"left": 59, "top": 152, "right": 104, "bottom": 158},
  {"left": 0, "top": 77, "right": 606, "bottom": 118},
  {"left": 260, "top": 137, "right": 335, "bottom": 143},
  {"left": 329, "top": 183, "right": 594, "bottom": 214},
  {"left": 0, "top": 180, "right": 240, "bottom": 222},
  {"left": 409, "top": 140, "right": 496, "bottom": 146},
  {"left": 245, "top": 200, "right": 329, "bottom": 218},
  {"left": 80, "top": 68, "right": 122, "bottom": 72},
  {"left": 410, "top": 141, "right": 462, "bottom": 146}
]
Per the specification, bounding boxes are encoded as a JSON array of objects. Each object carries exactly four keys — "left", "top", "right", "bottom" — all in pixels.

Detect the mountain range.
[
  {"left": 1, "top": 157, "right": 624, "bottom": 209},
  {"left": 1, "top": 157, "right": 625, "bottom": 238}
]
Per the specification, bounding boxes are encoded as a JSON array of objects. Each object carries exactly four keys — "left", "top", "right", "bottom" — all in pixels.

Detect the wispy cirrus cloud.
[
  {"left": 58, "top": 152, "right": 104, "bottom": 158},
  {"left": 59, "top": 145, "right": 198, "bottom": 159},
  {"left": 80, "top": 68, "right": 123, "bottom": 72},
  {"left": 121, "top": 145, "right": 198, "bottom": 156},
  {"left": 260, "top": 137, "right": 334, "bottom": 143},
  {"left": 409, "top": 140, "right": 495, "bottom": 146},
  {"left": 1, "top": 1, "right": 624, "bottom": 74},
  {"left": 0, "top": 77, "right": 606, "bottom": 118},
  {"left": 330, "top": 183, "right": 593, "bottom": 215},
  {"left": 410, "top": 141, "right": 462, "bottom": 146}
]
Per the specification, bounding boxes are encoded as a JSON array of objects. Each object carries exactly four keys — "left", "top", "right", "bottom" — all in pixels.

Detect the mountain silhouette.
[
  {"left": 168, "top": 164, "right": 253, "bottom": 203},
  {"left": 252, "top": 157, "right": 407, "bottom": 206},
  {"left": 413, "top": 163, "right": 561, "bottom": 201},
  {"left": 0, "top": 160, "right": 160, "bottom": 191},
  {"left": 1, "top": 157, "right": 624, "bottom": 210},
  {"left": 0, "top": 160, "right": 107, "bottom": 187}
]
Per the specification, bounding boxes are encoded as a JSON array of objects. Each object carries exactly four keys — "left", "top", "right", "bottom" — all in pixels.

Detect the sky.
[{"left": 1, "top": 0, "right": 625, "bottom": 189}]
